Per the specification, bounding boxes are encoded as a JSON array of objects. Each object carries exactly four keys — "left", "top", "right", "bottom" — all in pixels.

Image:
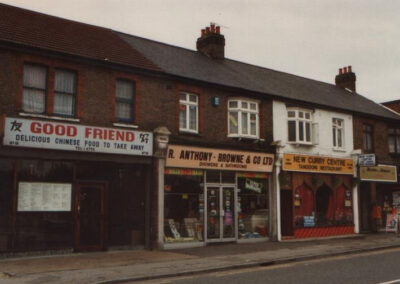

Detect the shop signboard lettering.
[
  {"left": 303, "top": 216, "right": 315, "bottom": 227},
  {"left": 358, "top": 154, "right": 376, "bottom": 167},
  {"left": 283, "top": 153, "right": 354, "bottom": 175},
  {"left": 166, "top": 145, "right": 274, "bottom": 172},
  {"left": 3, "top": 117, "right": 152, "bottom": 156},
  {"left": 360, "top": 165, "right": 398, "bottom": 183}
]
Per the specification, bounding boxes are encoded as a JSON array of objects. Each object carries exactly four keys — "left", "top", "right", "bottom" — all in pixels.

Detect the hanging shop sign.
[
  {"left": 360, "top": 165, "right": 398, "bottom": 183},
  {"left": 166, "top": 145, "right": 274, "bottom": 172},
  {"left": 358, "top": 154, "right": 376, "bottom": 167},
  {"left": 282, "top": 153, "right": 354, "bottom": 175},
  {"left": 3, "top": 117, "right": 152, "bottom": 156}
]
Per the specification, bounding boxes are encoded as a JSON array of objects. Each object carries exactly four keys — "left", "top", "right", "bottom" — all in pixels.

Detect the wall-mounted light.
[{"left": 212, "top": 97, "right": 220, "bottom": 106}]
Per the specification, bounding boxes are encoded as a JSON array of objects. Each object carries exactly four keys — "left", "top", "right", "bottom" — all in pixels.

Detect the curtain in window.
[
  {"left": 116, "top": 102, "right": 132, "bottom": 120},
  {"left": 189, "top": 105, "right": 196, "bottom": 130},
  {"left": 23, "top": 65, "right": 46, "bottom": 113},
  {"left": 54, "top": 70, "right": 76, "bottom": 116},
  {"left": 116, "top": 80, "right": 134, "bottom": 121},
  {"left": 116, "top": 81, "right": 133, "bottom": 100}
]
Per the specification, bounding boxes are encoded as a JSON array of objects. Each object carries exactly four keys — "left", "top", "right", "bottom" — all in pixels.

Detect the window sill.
[
  {"left": 228, "top": 134, "right": 260, "bottom": 140},
  {"left": 287, "top": 141, "right": 314, "bottom": 147},
  {"left": 19, "top": 112, "right": 80, "bottom": 122},
  {"left": 113, "top": 122, "right": 139, "bottom": 129},
  {"left": 333, "top": 148, "right": 347, "bottom": 153},
  {"left": 179, "top": 130, "right": 202, "bottom": 137}
]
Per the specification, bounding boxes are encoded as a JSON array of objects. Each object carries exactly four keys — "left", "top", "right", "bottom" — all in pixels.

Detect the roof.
[
  {"left": 118, "top": 32, "right": 400, "bottom": 121},
  {"left": 382, "top": 100, "right": 400, "bottom": 114},
  {"left": 0, "top": 3, "right": 159, "bottom": 71},
  {"left": 0, "top": 3, "right": 398, "bottom": 121}
]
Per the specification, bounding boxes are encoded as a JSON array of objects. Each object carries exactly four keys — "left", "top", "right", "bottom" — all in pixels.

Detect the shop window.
[
  {"left": 237, "top": 174, "right": 269, "bottom": 239},
  {"left": 287, "top": 108, "right": 312, "bottom": 145},
  {"left": 228, "top": 99, "right": 259, "bottom": 139},
  {"left": 333, "top": 185, "right": 353, "bottom": 224},
  {"left": 332, "top": 118, "right": 344, "bottom": 149},
  {"left": 179, "top": 92, "right": 198, "bottom": 133},
  {"left": 18, "top": 160, "right": 73, "bottom": 182},
  {"left": 54, "top": 69, "right": 76, "bottom": 116},
  {"left": 363, "top": 124, "right": 374, "bottom": 152},
  {"left": 23, "top": 64, "right": 47, "bottom": 114},
  {"left": 116, "top": 79, "right": 135, "bottom": 122},
  {"left": 388, "top": 127, "right": 400, "bottom": 154},
  {"left": 164, "top": 170, "right": 204, "bottom": 243}
]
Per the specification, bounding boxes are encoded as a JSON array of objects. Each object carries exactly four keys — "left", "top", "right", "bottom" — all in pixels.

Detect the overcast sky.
[{"left": 1, "top": 0, "right": 399, "bottom": 103}]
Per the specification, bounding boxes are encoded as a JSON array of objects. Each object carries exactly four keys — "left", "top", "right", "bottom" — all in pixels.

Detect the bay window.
[
  {"left": 228, "top": 99, "right": 259, "bottom": 138},
  {"left": 287, "top": 108, "right": 312, "bottom": 144}
]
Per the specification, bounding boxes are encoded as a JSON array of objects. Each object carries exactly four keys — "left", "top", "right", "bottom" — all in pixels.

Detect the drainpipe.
[
  {"left": 271, "top": 141, "right": 285, "bottom": 241},
  {"left": 351, "top": 149, "right": 362, "bottom": 234},
  {"left": 153, "top": 126, "right": 171, "bottom": 249}
]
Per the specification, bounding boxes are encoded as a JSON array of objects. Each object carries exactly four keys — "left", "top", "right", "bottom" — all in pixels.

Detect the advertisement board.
[
  {"left": 3, "top": 117, "right": 153, "bottom": 156},
  {"left": 166, "top": 145, "right": 274, "bottom": 172},
  {"left": 360, "top": 165, "right": 398, "bottom": 182},
  {"left": 282, "top": 153, "right": 354, "bottom": 175}
]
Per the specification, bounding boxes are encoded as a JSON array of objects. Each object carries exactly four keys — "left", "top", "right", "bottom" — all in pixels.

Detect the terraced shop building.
[{"left": 0, "top": 4, "right": 399, "bottom": 254}]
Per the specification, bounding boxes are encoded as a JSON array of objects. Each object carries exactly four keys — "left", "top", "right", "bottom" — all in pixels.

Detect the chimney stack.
[
  {"left": 335, "top": 65, "right": 356, "bottom": 93},
  {"left": 196, "top": 23, "right": 225, "bottom": 59}
]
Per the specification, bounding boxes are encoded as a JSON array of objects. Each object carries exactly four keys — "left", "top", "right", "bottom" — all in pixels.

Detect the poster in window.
[{"left": 18, "top": 182, "right": 72, "bottom": 212}]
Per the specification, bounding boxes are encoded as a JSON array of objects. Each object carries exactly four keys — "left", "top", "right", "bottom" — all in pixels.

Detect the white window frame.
[
  {"left": 227, "top": 98, "right": 259, "bottom": 139},
  {"left": 287, "top": 107, "right": 313, "bottom": 145},
  {"left": 179, "top": 92, "right": 198, "bottom": 133},
  {"left": 332, "top": 118, "right": 344, "bottom": 150}
]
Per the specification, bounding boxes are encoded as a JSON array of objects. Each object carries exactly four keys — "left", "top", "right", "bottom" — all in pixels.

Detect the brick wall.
[{"left": 383, "top": 101, "right": 400, "bottom": 115}]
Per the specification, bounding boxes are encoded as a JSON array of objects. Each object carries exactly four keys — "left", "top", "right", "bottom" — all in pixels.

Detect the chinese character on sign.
[{"left": 10, "top": 120, "right": 22, "bottom": 132}]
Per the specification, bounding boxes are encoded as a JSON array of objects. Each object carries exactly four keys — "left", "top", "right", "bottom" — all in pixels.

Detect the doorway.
[
  {"left": 359, "top": 183, "right": 371, "bottom": 232},
  {"left": 74, "top": 182, "right": 106, "bottom": 251},
  {"left": 280, "top": 190, "right": 294, "bottom": 236},
  {"left": 205, "top": 186, "right": 236, "bottom": 242}
]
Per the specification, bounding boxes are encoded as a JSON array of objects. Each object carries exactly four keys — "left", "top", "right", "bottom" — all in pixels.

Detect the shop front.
[
  {"left": 280, "top": 153, "right": 355, "bottom": 239},
  {"left": 0, "top": 117, "right": 153, "bottom": 253},
  {"left": 163, "top": 145, "right": 274, "bottom": 247},
  {"left": 359, "top": 165, "right": 399, "bottom": 233}
]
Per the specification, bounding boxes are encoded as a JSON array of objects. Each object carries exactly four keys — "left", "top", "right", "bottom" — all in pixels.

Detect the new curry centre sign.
[
  {"left": 283, "top": 153, "right": 354, "bottom": 175},
  {"left": 3, "top": 117, "right": 153, "bottom": 156},
  {"left": 166, "top": 145, "right": 274, "bottom": 172}
]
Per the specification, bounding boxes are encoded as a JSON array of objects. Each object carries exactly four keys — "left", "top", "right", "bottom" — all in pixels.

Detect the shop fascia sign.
[
  {"left": 358, "top": 154, "right": 376, "bottom": 167},
  {"left": 2, "top": 117, "right": 153, "bottom": 156},
  {"left": 360, "top": 164, "right": 398, "bottom": 183},
  {"left": 282, "top": 153, "right": 354, "bottom": 175},
  {"left": 166, "top": 145, "right": 274, "bottom": 172}
]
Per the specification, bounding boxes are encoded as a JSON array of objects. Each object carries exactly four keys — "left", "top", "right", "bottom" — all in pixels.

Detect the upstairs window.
[
  {"left": 228, "top": 99, "right": 259, "bottom": 138},
  {"left": 22, "top": 64, "right": 47, "bottom": 113},
  {"left": 116, "top": 79, "right": 134, "bottom": 122},
  {"left": 179, "top": 92, "right": 198, "bottom": 133},
  {"left": 287, "top": 108, "right": 312, "bottom": 144},
  {"left": 363, "top": 124, "right": 373, "bottom": 152},
  {"left": 54, "top": 69, "right": 76, "bottom": 116},
  {"left": 388, "top": 127, "right": 400, "bottom": 154},
  {"left": 332, "top": 118, "right": 344, "bottom": 149}
]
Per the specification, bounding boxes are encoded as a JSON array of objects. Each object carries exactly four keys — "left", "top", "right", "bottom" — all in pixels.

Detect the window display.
[
  {"left": 237, "top": 173, "right": 269, "bottom": 239},
  {"left": 164, "top": 169, "right": 204, "bottom": 243}
]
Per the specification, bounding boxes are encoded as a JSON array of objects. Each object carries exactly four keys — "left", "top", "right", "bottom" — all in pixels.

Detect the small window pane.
[
  {"left": 299, "top": 121, "right": 304, "bottom": 141},
  {"left": 299, "top": 112, "right": 304, "bottom": 118},
  {"left": 229, "top": 111, "right": 238, "bottom": 134},
  {"left": 241, "top": 112, "right": 248, "bottom": 134},
  {"left": 55, "top": 70, "right": 76, "bottom": 94},
  {"left": 189, "top": 94, "right": 197, "bottom": 103},
  {"left": 179, "top": 93, "right": 186, "bottom": 101},
  {"left": 189, "top": 105, "right": 197, "bottom": 130},
  {"left": 288, "top": 121, "right": 296, "bottom": 142},
  {"left": 250, "top": 113, "right": 257, "bottom": 135},
  {"left": 396, "top": 136, "right": 400, "bottom": 153},
  {"left": 389, "top": 136, "right": 396, "bottom": 153},
  {"left": 241, "top": 101, "right": 248, "bottom": 109},
  {"left": 229, "top": 101, "right": 238, "bottom": 108},
  {"left": 333, "top": 128, "right": 337, "bottom": 147},
  {"left": 250, "top": 103, "right": 257, "bottom": 110},
  {"left": 24, "top": 65, "right": 46, "bottom": 89},
  {"left": 305, "top": 113, "right": 311, "bottom": 119},
  {"left": 54, "top": 93, "right": 74, "bottom": 116},
  {"left": 116, "top": 81, "right": 134, "bottom": 100},
  {"left": 337, "top": 129, "right": 342, "bottom": 147},
  {"left": 22, "top": 89, "right": 45, "bottom": 113},
  {"left": 288, "top": 111, "right": 295, "bottom": 118},
  {"left": 305, "top": 122, "right": 311, "bottom": 142},
  {"left": 180, "top": 104, "right": 187, "bottom": 129},
  {"left": 116, "top": 102, "right": 132, "bottom": 120}
]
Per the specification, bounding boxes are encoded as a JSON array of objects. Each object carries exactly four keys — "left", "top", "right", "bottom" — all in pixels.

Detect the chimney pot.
[
  {"left": 216, "top": 26, "right": 220, "bottom": 34},
  {"left": 348, "top": 65, "right": 352, "bottom": 72},
  {"left": 210, "top": 24, "right": 216, "bottom": 33},
  {"left": 344, "top": 67, "right": 348, "bottom": 73},
  {"left": 335, "top": 65, "right": 356, "bottom": 92},
  {"left": 339, "top": 68, "right": 343, "bottom": 75},
  {"left": 206, "top": 27, "right": 210, "bottom": 34},
  {"left": 201, "top": 29, "right": 205, "bottom": 37}
]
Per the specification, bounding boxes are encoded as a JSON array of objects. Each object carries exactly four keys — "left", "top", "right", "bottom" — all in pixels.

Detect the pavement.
[{"left": 0, "top": 233, "right": 400, "bottom": 284}]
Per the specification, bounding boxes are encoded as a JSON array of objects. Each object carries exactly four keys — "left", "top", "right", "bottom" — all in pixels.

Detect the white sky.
[{"left": 1, "top": 0, "right": 399, "bottom": 103}]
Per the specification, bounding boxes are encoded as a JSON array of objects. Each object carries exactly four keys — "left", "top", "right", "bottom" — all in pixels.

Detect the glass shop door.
[{"left": 205, "top": 186, "right": 236, "bottom": 242}]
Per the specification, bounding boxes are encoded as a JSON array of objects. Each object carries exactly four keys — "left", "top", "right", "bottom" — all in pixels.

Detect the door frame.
[
  {"left": 204, "top": 184, "right": 237, "bottom": 243},
  {"left": 74, "top": 181, "right": 108, "bottom": 252}
]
